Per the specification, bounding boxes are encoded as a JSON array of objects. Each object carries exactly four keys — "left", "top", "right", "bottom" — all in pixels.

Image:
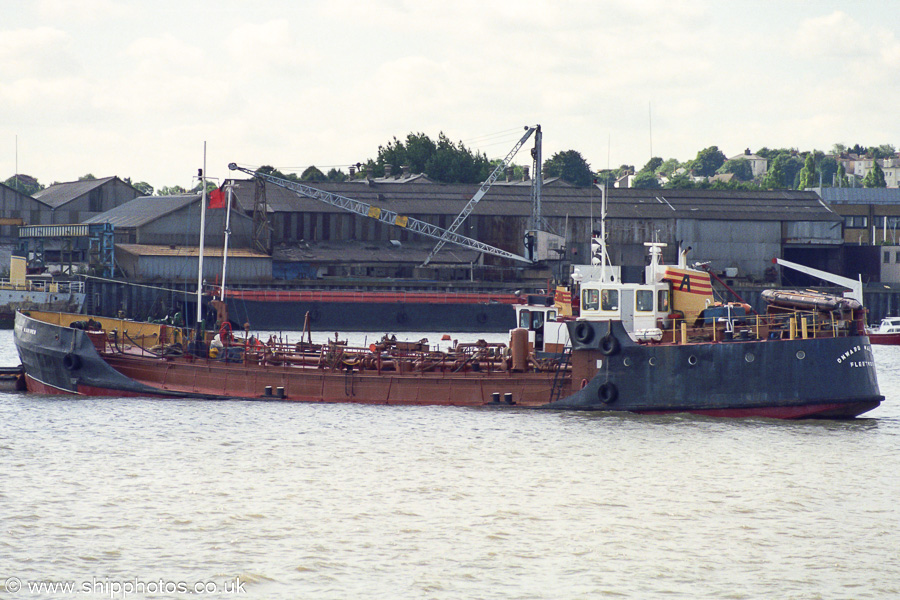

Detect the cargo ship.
[{"left": 13, "top": 240, "right": 883, "bottom": 419}]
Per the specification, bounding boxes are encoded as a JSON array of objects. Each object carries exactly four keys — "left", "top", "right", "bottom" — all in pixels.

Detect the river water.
[{"left": 2, "top": 329, "right": 899, "bottom": 600}]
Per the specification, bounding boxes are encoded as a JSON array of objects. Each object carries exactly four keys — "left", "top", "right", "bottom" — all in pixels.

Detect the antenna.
[{"left": 648, "top": 100, "right": 653, "bottom": 160}]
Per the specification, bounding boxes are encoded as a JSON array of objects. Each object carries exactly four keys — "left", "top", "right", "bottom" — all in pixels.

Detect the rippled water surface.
[{"left": 2, "top": 330, "right": 900, "bottom": 599}]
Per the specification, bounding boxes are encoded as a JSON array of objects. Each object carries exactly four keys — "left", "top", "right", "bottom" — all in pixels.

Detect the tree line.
[{"left": 3, "top": 137, "right": 895, "bottom": 196}]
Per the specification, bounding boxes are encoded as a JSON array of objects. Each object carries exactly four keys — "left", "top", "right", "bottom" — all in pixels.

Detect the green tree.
[
  {"left": 836, "top": 164, "right": 849, "bottom": 187},
  {"left": 798, "top": 154, "right": 816, "bottom": 189},
  {"left": 376, "top": 132, "right": 438, "bottom": 176},
  {"left": 256, "top": 165, "right": 298, "bottom": 181},
  {"left": 542, "top": 150, "right": 593, "bottom": 186},
  {"left": 423, "top": 133, "right": 492, "bottom": 184},
  {"left": 864, "top": 161, "right": 887, "bottom": 187},
  {"left": 640, "top": 157, "right": 663, "bottom": 173},
  {"left": 78, "top": 173, "right": 96, "bottom": 181},
  {"left": 663, "top": 172, "right": 697, "bottom": 189},
  {"left": 326, "top": 168, "right": 347, "bottom": 182},
  {"left": 763, "top": 154, "right": 788, "bottom": 188},
  {"left": 157, "top": 185, "right": 188, "bottom": 196},
  {"left": 133, "top": 181, "right": 154, "bottom": 195},
  {"left": 818, "top": 156, "right": 838, "bottom": 187},
  {"left": 300, "top": 166, "right": 326, "bottom": 182},
  {"left": 3, "top": 174, "right": 42, "bottom": 195},
  {"left": 690, "top": 146, "right": 726, "bottom": 177},
  {"left": 654, "top": 159, "right": 682, "bottom": 180},
  {"left": 718, "top": 158, "right": 753, "bottom": 181},
  {"left": 632, "top": 170, "right": 661, "bottom": 189},
  {"left": 189, "top": 181, "right": 218, "bottom": 194},
  {"left": 869, "top": 144, "right": 896, "bottom": 159},
  {"left": 372, "top": 132, "right": 491, "bottom": 183}
]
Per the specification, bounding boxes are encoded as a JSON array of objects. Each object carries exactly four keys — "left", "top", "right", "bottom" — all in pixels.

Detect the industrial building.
[{"left": 225, "top": 176, "right": 842, "bottom": 286}]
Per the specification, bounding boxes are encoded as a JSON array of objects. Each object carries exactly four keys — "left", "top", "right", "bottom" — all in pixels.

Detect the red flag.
[{"left": 208, "top": 188, "right": 226, "bottom": 209}]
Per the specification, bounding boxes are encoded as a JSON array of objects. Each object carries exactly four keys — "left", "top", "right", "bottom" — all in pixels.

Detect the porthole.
[
  {"left": 796, "top": 350, "right": 806, "bottom": 360},
  {"left": 688, "top": 355, "right": 698, "bottom": 366},
  {"left": 649, "top": 357, "right": 657, "bottom": 367},
  {"left": 745, "top": 353, "right": 755, "bottom": 363},
  {"left": 623, "top": 357, "right": 632, "bottom": 367}
]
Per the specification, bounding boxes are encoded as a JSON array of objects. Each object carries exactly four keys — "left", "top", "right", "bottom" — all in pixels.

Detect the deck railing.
[{"left": 661, "top": 308, "right": 862, "bottom": 345}]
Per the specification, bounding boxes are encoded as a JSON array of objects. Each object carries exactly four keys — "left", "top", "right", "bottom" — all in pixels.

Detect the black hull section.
[
  {"left": 14, "top": 313, "right": 195, "bottom": 398},
  {"left": 225, "top": 298, "right": 516, "bottom": 333},
  {"left": 553, "top": 321, "right": 883, "bottom": 419}
]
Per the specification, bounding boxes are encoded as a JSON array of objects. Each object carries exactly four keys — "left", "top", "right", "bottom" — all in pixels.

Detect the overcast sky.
[{"left": 3, "top": 0, "right": 898, "bottom": 190}]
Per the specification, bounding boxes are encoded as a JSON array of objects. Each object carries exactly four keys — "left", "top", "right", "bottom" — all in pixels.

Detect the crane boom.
[
  {"left": 422, "top": 125, "right": 537, "bottom": 266},
  {"left": 228, "top": 163, "right": 534, "bottom": 263}
]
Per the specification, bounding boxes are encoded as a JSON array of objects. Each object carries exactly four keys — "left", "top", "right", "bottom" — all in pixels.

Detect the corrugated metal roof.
[
  {"left": 227, "top": 178, "right": 840, "bottom": 223},
  {"left": 814, "top": 187, "right": 900, "bottom": 205},
  {"left": 32, "top": 176, "right": 116, "bottom": 208},
  {"left": 83, "top": 195, "right": 199, "bottom": 227},
  {"left": 117, "top": 244, "right": 269, "bottom": 258}
]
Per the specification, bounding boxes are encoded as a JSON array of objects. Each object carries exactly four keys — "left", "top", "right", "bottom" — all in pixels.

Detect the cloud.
[
  {"left": 35, "top": 0, "right": 129, "bottom": 22},
  {"left": 0, "top": 26, "right": 78, "bottom": 79},
  {"left": 225, "top": 19, "right": 315, "bottom": 77}
]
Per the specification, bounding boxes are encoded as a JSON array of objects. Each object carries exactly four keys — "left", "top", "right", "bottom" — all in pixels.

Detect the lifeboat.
[{"left": 761, "top": 289, "right": 862, "bottom": 313}]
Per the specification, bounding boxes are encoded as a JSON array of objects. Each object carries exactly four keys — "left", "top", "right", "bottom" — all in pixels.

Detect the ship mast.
[{"left": 196, "top": 142, "right": 207, "bottom": 330}]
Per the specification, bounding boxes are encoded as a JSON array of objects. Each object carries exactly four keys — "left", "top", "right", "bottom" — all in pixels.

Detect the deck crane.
[
  {"left": 421, "top": 125, "right": 538, "bottom": 266},
  {"left": 227, "top": 163, "right": 534, "bottom": 264}
]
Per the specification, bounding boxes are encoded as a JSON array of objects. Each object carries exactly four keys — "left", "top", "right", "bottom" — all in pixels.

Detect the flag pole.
[
  {"left": 220, "top": 183, "right": 233, "bottom": 301},
  {"left": 196, "top": 142, "right": 207, "bottom": 332}
]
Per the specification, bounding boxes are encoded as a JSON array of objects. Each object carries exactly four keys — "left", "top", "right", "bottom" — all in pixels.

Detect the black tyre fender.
[
  {"left": 597, "top": 381, "right": 618, "bottom": 404},
  {"left": 476, "top": 312, "right": 488, "bottom": 324},
  {"left": 599, "top": 334, "right": 620, "bottom": 356},
  {"left": 573, "top": 321, "right": 594, "bottom": 344},
  {"left": 63, "top": 353, "right": 82, "bottom": 371},
  {"left": 396, "top": 311, "right": 409, "bottom": 325}
]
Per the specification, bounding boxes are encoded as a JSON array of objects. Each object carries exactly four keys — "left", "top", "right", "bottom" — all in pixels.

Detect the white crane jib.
[
  {"left": 227, "top": 163, "right": 534, "bottom": 264},
  {"left": 775, "top": 257, "right": 864, "bottom": 306},
  {"left": 422, "top": 125, "right": 538, "bottom": 266}
]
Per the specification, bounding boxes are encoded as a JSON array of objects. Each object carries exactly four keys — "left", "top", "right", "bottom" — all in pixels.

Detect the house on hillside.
[
  {"left": 726, "top": 149, "right": 768, "bottom": 179},
  {"left": 834, "top": 154, "right": 900, "bottom": 188},
  {"left": 32, "top": 176, "right": 142, "bottom": 224}
]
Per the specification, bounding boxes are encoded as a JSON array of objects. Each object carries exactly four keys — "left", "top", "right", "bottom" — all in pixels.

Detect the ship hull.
[
  {"left": 14, "top": 312, "right": 555, "bottom": 406},
  {"left": 14, "top": 312, "right": 883, "bottom": 419},
  {"left": 866, "top": 332, "right": 900, "bottom": 345},
  {"left": 551, "top": 321, "right": 882, "bottom": 419}
]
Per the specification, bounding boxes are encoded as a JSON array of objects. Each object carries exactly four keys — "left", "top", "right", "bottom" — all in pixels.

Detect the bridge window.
[
  {"left": 582, "top": 289, "right": 599, "bottom": 311},
  {"left": 601, "top": 289, "right": 619, "bottom": 311},
  {"left": 658, "top": 290, "right": 670, "bottom": 313},
  {"left": 636, "top": 289, "right": 654, "bottom": 312},
  {"left": 519, "top": 310, "right": 530, "bottom": 328}
]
